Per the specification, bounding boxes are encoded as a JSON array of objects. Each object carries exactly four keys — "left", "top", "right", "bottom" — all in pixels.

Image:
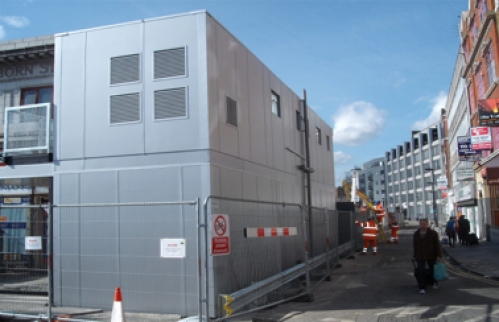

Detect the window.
[
  {"left": 296, "top": 110, "right": 302, "bottom": 131},
  {"left": 486, "top": 44, "right": 496, "bottom": 88},
  {"left": 478, "top": 0, "right": 488, "bottom": 23},
  {"left": 226, "top": 96, "right": 238, "bottom": 127},
  {"left": 476, "top": 65, "right": 486, "bottom": 99},
  {"left": 21, "top": 87, "right": 53, "bottom": 105},
  {"left": 316, "top": 127, "right": 321, "bottom": 145},
  {"left": 326, "top": 135, "right": 330, "bottom": 151},
  {"left": 271, "top": 91, "right": 280, "bottom": 117},
  {"left": 21, "top": 87, "right": 53, "bottom": 120}
]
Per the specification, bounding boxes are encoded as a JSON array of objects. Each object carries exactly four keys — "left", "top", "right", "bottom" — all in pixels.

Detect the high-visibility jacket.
[
  {"left": 374, "top": 204, "right": 384, "bottom": 221},
  {"left": 356, "top": 219, "right": 379, "bottom": 240},
  {"left": 390, "top": 221, "right": 400, "bottom": 237}
]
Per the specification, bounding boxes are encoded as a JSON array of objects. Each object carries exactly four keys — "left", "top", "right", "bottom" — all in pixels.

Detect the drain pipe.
[{"left": 299, "top": 90, "right": 314, "bottom": 255}]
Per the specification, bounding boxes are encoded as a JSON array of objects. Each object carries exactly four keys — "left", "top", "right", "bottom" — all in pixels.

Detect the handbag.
[{"left": 433, "top": 262, "right": 449, "bottom": 281}]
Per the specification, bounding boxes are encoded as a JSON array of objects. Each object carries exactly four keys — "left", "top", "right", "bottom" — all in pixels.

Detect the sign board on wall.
[
  {"left": 456, "top": 168, "right": 475, "bottom": 181},
  {"left": 457, "top": 136, "right": 482, "bottom": 161},
  {"left": 478, "top": 98, "right": 499, "bottom": 126},
  {"left": 470, "top": 127, "right": 492, "bottom": 150},
  {"left": 437, "top": 176, "right": 448, "bottom": 190},
  {"left": 211, "top": 214, "right": 230, "bottom": 256}
]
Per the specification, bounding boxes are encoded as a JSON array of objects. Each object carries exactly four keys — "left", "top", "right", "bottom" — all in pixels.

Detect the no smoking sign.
[{"left": 211, "top": 214, "right": 230, "bottom": 256}]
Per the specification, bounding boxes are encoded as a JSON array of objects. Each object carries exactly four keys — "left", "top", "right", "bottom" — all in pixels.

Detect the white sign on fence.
[
  {"left": 160, "top": 238, "right": 186, "bottom": 258},
  {"left": 25, "top": 236, "right": 42, "bottom": 250}
]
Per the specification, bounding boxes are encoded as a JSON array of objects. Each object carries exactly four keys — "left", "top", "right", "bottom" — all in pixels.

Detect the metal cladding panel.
[
  {"left": 214, "top": 22, "right": 239, "bottom": 157},
  {"left": 270, "top": 76, "right": 285, "bottom": 172},
  {"left": 83, "top": 23, "right": 144, "bottom": 158},
  {"left": 143, "top": 14, "right": 209, "bottom": 153},
  {"left": 246, "top": 52, "right": 267, "bottom": 165},
  {"left": 80, "top": 171, "right": 118, "bottom": 203},
  {"left": 118, "top": 167, "right": 181, "bottom": 202},
  {"left": 55, "top": 29, "right": 85, "bottom": 159},
  {"left": 207, "top": 16, "right": 220, "bottom": 152},
  {"left": 53, "top": 164, "right": 208, "bottom": 315},
  {"left": 210, "top": 198, "right": 304, "bottom": 311},
  {"left": 235, "top": 42, "right": 251, "bottom": 161}
]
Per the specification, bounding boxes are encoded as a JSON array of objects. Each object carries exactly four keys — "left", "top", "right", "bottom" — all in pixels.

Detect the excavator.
[{"left": 342, "top": 179, "right": 388, "bottom": 243}]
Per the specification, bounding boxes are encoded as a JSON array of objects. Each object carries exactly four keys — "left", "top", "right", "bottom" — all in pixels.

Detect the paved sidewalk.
[
  {"left": 406, "top": 219, "right": 499, "bottom": 279},
  {"left": 441, "top": 233, "right": 499, "bottom": 279}
]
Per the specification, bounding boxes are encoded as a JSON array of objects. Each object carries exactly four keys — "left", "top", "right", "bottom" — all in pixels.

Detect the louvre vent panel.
[
  {"left": 110, "top": 54, "right": 140, "bottom": 84},
  {"left": 110, "top": 93, "right": 140, "bottom": 124},
  {"left": 154, "top": 88, "right": 187, "bottom": 119},
  {"left": 226, "top": 96, "right": 237, "bottom": 127},
  {"left": 154, "top": 48, "right": 186, "bottom": 79}
]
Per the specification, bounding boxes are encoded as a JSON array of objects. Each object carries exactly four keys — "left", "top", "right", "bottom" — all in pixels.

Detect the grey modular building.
[{"left": 0, "top": 11, "right": 335, "bottom": 317}]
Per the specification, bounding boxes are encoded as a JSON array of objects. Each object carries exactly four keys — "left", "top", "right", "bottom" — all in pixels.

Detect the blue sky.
[{"left": 0, "top": 0, "right": 468, "bottom": 186}]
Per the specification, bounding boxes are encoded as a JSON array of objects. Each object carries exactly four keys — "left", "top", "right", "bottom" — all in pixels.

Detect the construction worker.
[
  {"left": 355, "top": 213, "right": 379, "bottom": 255},
  {"left": 388, "top": 217, "right": 400, "bottom": 243},
  {"left": 375, "top": 201, "right": 385, "bottom": 225}
]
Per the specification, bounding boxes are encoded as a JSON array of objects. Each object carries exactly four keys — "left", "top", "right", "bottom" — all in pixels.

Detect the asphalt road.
[{"left": 235, "top": 227, "right": 499, "bottom": 322}]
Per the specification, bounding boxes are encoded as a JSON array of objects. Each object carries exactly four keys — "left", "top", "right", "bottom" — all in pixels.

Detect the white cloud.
[
  {"left": 0, "top": 16, "right": 30, "bottom": 28},
  {"left": 334, "top": 151, "right": 353, "bottom": 164},
  {"left": 333, "top": 101, "right": 387, "bottom": 146},
  {"left": 411, "top": 91, "right": 447, "bottom": 131},
  {"left": 0, "top": 26, "right": 5, "bottom": 40}
]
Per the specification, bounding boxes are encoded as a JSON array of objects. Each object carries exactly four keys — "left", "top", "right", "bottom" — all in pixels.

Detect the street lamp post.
[{"left": 425, "top": 167, "right": 438, "bottom": 227}]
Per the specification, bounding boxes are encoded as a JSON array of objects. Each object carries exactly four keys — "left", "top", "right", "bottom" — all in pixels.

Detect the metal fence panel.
[
  {"left": 0, "top": 205, "right": 50, "bottom": 316},
  {"left": 53, "top": 202, "right": 199, "bottom": 317},
  {"left": 207, "top": 198, "right": 304, "bottom": 318}
]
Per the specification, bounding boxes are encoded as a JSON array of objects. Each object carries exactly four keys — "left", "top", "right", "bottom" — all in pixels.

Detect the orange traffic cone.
[{"left": 111, "top": 287, "right": 126, "bottom": 322}]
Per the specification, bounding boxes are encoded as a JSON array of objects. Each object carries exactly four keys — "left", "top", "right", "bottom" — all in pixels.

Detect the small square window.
[
  {"left": 316, "top": 127, "right": 321, "bottom": 145},
  {"left": 271, "top": 91, "right": 280, "bottom": 117},
  {"left": 296, "top": 110, "right": 302, "bottom": 131},
  {"left": 226, "top": 96, "right": 238, "bottom": 127}
]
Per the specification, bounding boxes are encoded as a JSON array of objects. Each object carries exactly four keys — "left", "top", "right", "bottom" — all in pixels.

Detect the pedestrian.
[
  {"left": 355, "top": 213, "right": 379, "bottom": 255},
  {"left": 458, "top": 215, "right": 471, "bottom": 246},
  {"left": 388, "top": 217, "right": 400, "bottom": 243},
  {"left": 413, "top": 218, "right": 443, "bottom": 294},
  {"left": 445, "top": 216, "right": 456, "bottom": 248}
]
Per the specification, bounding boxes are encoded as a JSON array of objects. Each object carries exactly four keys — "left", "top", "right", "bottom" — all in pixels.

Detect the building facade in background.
[
  {"left": 357, "top": 157, "right": 385, "bottom": 204},
  {"left": 461, "top": 0, "right": 499, "bottom": 240},
  {"left": 385, "top": 124, "right": 444, "bottom": 222}
]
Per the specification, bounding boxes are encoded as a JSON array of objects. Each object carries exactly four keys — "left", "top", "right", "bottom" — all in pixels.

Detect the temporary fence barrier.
[
  {"left": 0, "top": 198, "right": 363, "bottom": 322},
  {"left": 0, "top": 204, "right": 51, "bottom": 320},
  {"left": 206, "top": 197, "right": 363, "bottom": 321},
  {"left": 1, "top": 200, "right": 202, "bottom": 322}
]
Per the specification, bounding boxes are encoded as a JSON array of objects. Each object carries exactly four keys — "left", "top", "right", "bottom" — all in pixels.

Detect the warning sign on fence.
[{"left": 211, "top": 214, "right": 230, "bottom": 256}]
